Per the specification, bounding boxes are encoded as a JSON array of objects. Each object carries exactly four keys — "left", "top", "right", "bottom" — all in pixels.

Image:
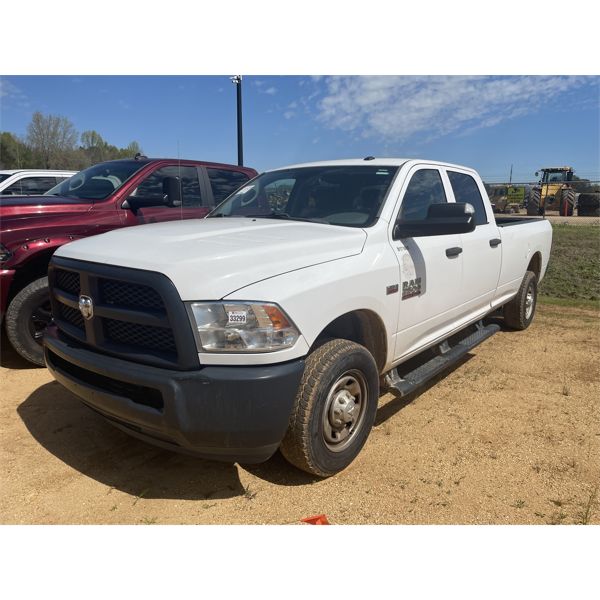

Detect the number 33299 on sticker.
[{"left": 227, "top": 310, "right": 247, "bottom": 324}]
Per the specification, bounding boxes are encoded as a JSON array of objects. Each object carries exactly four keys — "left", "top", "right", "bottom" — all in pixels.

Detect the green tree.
[
  {"left": 26, "top": 111, "right": 78, "bottom": 168},
  {"left": 0, "top": 132, "right": 33, "bottom": 168}
]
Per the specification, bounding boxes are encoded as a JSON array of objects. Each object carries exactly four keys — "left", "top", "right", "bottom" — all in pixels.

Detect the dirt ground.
[{"left": 1, "top": 303, "right": 598, "bottom": 525}]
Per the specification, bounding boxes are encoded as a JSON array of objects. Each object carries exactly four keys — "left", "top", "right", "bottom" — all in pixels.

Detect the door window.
[
  {"left": 207, "top": 168, "right": 250, "bottom": 204},
  {"left": 3, "top": 176, "right": 58, "bottom": 195},
  {"left": 132, "top": 166, "right": 203, "bottom": 207},
  {"left": 398, "top": 169, "right": 447, "bottom": 221},
  {"left": 447, "top": 171, "right": 487, "bottom": 225}
]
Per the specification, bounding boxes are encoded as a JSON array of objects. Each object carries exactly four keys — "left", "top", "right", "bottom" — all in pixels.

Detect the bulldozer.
[{"left": 527, "top": 166, "right": 576, "bottom": 216}]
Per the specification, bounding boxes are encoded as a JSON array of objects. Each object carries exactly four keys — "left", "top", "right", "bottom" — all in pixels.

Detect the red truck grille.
[{"left": 48, "top": 258, "right": 199, "bottom": 370}]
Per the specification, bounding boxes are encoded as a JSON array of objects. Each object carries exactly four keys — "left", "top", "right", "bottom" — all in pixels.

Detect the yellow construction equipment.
[{"left": 527, "top": 166, "right": 576, "bottom": 216}]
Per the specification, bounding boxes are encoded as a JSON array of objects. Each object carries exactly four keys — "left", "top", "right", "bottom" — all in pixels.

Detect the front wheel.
[
  {"left": 280, "top": 339, "right": 379, "bottom": 477},
  {"left": 5, "top": 276, "right": 51, "bottom": 366}
]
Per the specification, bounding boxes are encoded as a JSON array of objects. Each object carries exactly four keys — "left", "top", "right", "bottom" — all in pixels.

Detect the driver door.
[
  {"left": 391, "top": 166, "right": 464, "bottom": 361},
  {"left": 126, "top": 165, "right": 210, "bottom": 224}
]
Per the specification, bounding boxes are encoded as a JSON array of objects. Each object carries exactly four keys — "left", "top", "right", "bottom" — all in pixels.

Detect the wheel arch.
[
  {"left": 311, "top": 309, "right": 387, "bottom": 373},
  {"left": 527, "top": 251, "right": 542, "bottom": 280},
  {"left": 7, "top": 249, "right": 55, "bottom": 303}
]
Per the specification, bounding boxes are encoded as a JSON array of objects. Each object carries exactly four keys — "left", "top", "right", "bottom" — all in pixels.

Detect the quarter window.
[
  {"left": 133, "top": 166, "right": 203, "bottom": 207},
  {"left": 447, "top": 171, "right": 487, "bottom": 226},
  {"left": 398, "top": 169, "right": 447, "bottom": 221},
  {"left": 207, "top": 168, "right": 250, "bottom": 204}
]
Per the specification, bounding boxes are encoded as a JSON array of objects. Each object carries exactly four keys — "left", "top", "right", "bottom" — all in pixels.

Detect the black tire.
[
  {"left": 503, "top": 271, "right": 537, "bottom": 331},
  {"left": 280, "top": 339, "right": 379, "bottom": 477},
  {"left": 5, "top": 276, "right": 51, "bottom": 366},
  {"left": 527, "top": 188, "right": 541, "bottom": 216},
  {"left": 559, "top": 188, "right": 575, "bottom": 216},
  {"left": 577, "top": 193, "right": 600, "bottom": 217}
]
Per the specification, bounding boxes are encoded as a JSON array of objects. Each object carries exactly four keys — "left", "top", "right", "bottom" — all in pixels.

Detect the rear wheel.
[
  {"left": 5, "top": 276, "right": 51, "bottom": 366},
  {"left": 280, "top": 339, "right": 379, "bottom": 477},
  {"left": 503, "top": 271, "right": 537, "bottom": 331},
  {"left": 577, "top": 192, "right": 600, "bottom": 217},
  {"left": 559, "top": 188, "right": 575, "bottom": 216},
  {"left": 527, "top": 188, "right": 541, "bottom": 216}
]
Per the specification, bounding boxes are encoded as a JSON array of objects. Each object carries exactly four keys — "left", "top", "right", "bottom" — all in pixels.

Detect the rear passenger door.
[
  {"left": 446, "top": 169, "right": 502, "bottom": 316},
  {"left": 206, "top": 168, "right": 251, "bottom": 206}
]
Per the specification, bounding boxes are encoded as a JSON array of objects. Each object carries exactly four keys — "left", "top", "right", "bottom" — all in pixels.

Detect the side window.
[
  {"left": 207, "top": 168, "right": 250, "bottom": 204},
  {"left": 447, "top": 171, "right": 487, "bottom": 226},
  {"left": 133, "top": 166, "right": 203, "bottom": 207},
  {"left": 3, "top": 176, "right": 58, "bottom": 195},
  {"left": 398, "top": 169, "right": 447, "bottom": 221}
]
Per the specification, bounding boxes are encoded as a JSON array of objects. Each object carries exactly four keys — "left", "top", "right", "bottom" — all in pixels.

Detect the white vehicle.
[
  {"left": 44, "top": 158, "right": 552, "bottom": 477},
  {"left": 0, "top": 169, "right": 77, "bottom": 196}
]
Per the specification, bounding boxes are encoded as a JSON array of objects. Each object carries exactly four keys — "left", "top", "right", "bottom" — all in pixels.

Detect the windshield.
[
  {"left": 0, "top": 174, "right": 12, "bottom": 184},
  {"left": 207, "top": 165, "right": 399, "bottom": 227},
  {"left": 44, "top": 160, "right": 147, "bottom": 200}
]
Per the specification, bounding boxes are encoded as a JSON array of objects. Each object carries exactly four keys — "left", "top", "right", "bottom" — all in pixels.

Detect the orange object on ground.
[{"left": 301, "top": 514, "right": 330, "bottom": 525}]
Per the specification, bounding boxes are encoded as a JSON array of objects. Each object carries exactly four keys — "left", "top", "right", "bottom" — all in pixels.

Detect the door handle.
[
  {"left": 445, "top": 246, "right": 463, "bottom": 257},
  {"left": 489, "top": 238, "right": 502, "bottom": 247}
]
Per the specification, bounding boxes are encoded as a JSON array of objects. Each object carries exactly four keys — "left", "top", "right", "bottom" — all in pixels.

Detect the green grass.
[{"left": 538, "top": 225, "right": 600, "bottom": 303}]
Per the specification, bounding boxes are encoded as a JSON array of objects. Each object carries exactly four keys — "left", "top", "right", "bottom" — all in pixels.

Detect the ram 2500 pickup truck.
[
  {"left": 43, "top": 158, "right": 552, "bottom": 477},
  {"left": 0, "top": 157, "right": 257, "bottom": 365}
]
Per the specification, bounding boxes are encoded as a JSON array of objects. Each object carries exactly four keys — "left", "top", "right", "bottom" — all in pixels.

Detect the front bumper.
[{"left": 44, "top": 325, "right": 305, "bottom": 463}]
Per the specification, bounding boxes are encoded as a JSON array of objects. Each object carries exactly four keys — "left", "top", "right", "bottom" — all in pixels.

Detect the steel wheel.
[
  {"left": 322, "top": 369, "right": 368, "bottom": 452},
  {"left": 525, "top": 284, "right": 535, "bottom": 320}
]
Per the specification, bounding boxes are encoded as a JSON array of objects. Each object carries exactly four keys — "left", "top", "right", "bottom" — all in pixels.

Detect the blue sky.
[{"left": 1, "top": 75, "right": 598, "bottom": 183}]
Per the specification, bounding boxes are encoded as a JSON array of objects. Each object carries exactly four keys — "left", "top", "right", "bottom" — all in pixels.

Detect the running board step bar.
[{"left": 384, "top": 321, "right": 500, "bottom": 397}]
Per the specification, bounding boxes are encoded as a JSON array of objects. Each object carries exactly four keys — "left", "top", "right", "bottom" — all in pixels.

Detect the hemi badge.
[{"left": 386, "top": 284, "right": 399, "bottom": 295}]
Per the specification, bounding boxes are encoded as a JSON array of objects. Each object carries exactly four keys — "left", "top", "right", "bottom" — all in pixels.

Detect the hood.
[
  {"left": 0, "top": 194, "right": 92, "bottom": 208},
  {"left": 56, "top": 217, "right": 367, "bottom": 299}
]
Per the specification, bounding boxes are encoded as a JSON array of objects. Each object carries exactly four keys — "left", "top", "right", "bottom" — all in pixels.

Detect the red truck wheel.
[{"left": 5, "top": 276, "right": 50, "bottom": 366}]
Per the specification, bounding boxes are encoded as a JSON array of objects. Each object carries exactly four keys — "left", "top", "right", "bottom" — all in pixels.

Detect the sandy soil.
[{"left": 1, "top": 304, "right": 598, "bottom": 525}]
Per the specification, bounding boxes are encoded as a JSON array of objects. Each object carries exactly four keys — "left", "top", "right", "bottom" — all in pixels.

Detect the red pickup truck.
[{"left": 0, "top": 156, "right": 257, "bottom": 365}]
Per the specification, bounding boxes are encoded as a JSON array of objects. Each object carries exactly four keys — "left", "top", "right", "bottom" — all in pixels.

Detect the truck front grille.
[
  {"left": 49, "top": 258, "right": 199, "bottom": 370},
  {"left": 100, "top": 279, "right": 165, "bottom": 311},
  {"left": 55, "top": 269, "right": 80, "bottom": 295},
  {"left": 104, "top": 318, "right": 177, "bottom": 353}
]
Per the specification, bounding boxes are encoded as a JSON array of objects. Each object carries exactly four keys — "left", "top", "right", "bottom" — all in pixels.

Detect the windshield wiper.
[{"left": 244, "top": 212, "right": 328, "bottom": 224}]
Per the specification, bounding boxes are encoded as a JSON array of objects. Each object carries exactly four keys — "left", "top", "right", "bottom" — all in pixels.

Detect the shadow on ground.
[
  {"left": 0, "top": 329, "right": 39, "bottom": 370},
  {"left": 18, "top": 382, "right": 246, "bottom": 501}
]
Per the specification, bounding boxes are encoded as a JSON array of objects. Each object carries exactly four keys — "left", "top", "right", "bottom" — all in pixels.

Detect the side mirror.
[
  {"left": 124, "top": 176, "right": 183, "bottom": 212},
  {"left": 535, "top": 171, "right": 539, "bottom": 177},
  {"left": 162, "top": 176, "right": 182, "bottom": 207},
  {"left": 393, "top": 202, "right": 476, "bottom": 239}
]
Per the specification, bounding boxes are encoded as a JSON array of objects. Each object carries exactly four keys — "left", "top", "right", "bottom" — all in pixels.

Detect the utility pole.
[
  {"left": 509, "top": 164, "right": 513, "bottom": 185},
  {"left": 230, "top": 75, "right": 243, "bottom": 166}
]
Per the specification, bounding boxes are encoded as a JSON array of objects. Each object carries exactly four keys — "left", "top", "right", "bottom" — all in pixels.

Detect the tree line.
[{"left": 0, "top": 111, "right": 143, "bottom": 171}]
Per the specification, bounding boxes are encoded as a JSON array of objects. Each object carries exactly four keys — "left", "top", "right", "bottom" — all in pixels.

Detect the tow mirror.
[
  {"left": 124, "top": 176, "right": 183, "bottom": 212},
  {"left": 162, "top": 176, "right": 182, "bottom": 207},
  {"left": 393, "top": 202, "right": 476, "bottom": 239}
]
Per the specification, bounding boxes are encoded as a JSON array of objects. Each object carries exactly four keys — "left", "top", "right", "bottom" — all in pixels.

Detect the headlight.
[
  {"left": 0, "top": 243, "right": 12, "bottom": 262},
  {"left": 187, "top": 301, "right": 300, "bottom": 353}
]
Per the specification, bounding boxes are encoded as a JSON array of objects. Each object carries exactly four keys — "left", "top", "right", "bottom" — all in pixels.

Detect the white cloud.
[
  {"left": 315, "top": 76, "right": 593, "bottom": 142},
  {"left": 284, "top": 110, "right": 295, "bottom": 119},
  {"left": 0, "top": 78, "right": 30, "bottom": 108},
  {"left": 264, "top": 86, "right": 277, "bottom": 95}
]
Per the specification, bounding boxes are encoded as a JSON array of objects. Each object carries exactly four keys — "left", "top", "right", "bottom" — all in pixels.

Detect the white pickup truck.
[{"left": 44, "top": 158, "right": 552, "bottom": 477}]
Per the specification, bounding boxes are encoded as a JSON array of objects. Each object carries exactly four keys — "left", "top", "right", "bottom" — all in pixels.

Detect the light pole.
[{"left": 230, "top": 75, "right": 243, "bottom": 166}]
